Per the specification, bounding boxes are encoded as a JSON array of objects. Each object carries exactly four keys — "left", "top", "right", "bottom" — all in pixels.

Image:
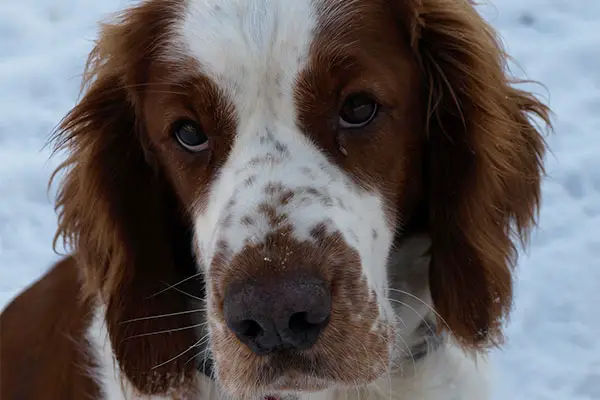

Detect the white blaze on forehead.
[
  {"left": 179, "top": 0, "right": 316, "bottom": 122},
  {"left": 176, "top": 0, "right": 319, "bottom": 257},
  {"left": 174, "top": 0, "right": 395, "bottom": 301}
]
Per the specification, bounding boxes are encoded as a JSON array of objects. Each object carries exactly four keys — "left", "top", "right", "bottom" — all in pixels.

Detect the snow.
[{"left": 0, "top": 0, "right": 598, "bottom": 399}]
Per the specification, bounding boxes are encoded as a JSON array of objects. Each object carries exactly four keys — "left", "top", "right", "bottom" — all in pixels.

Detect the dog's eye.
[
  {"left": 339, "top": 93, "right": 379, "bottom": 129},
  {"left": 173, "top": 119, "right": 209, "bottom": 152}
]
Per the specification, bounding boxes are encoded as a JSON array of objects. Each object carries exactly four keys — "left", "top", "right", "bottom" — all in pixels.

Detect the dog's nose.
[{"left": 223, "top": 273, "right": 331, "bottom": 355}]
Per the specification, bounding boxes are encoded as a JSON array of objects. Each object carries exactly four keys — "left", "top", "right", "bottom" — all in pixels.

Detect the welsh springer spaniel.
[{"left": 0, "top": 0, "right": 551, "bottom": 399}]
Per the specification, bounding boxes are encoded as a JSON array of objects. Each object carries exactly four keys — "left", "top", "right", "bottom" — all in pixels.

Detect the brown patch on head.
[
  {"left": 141, "top": 60, "right": 236, "bottom": 208},
  {"left": 296, "top": 0, "right": 550, "bottom": 350},
  {"left": 47, "top": 0, "right": 236, "bottom": 395},
  {"left": 296, "top": 0, "right": 425, "bottom": 226}
]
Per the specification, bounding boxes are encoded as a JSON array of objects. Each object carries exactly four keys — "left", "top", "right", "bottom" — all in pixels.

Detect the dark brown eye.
[
  {"left": 339, "top": 93, "right": 379, "bottom": 128},
  {"left": 173, "top": 119, "right": 209, "bottom": 152}
]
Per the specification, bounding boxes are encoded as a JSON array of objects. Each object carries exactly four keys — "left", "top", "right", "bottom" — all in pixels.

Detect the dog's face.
[
  {"left": 144, "top": 1, "right": 422, "bottom": 394},
  {"left": 51, "top": 0, "right": 549, "bottom": 397}
]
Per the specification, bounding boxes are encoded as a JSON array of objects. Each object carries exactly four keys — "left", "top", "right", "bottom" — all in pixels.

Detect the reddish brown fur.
[
  {"left": 0, "top": 258, "right": 100, "bottom": 399},
  {"left": 397, "top": 0, "right": 550, "bottom": 347},
  {"left": 298, "top": 0, "right": 425, "bottom": 223},
  {"left": 47, "top": 1, "right": 211, "bottom": 395},
  {"left": 0, "top": 0, "right": 550, "bottom": 397},
  {"left": 300, "top": 0, "right": 550, "bottom": 350}
]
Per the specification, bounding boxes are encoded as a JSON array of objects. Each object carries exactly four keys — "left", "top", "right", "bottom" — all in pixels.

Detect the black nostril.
[
  {"left": 223, "top": 273, "right": 331, "bottom": 355},
  {"left": 288, "top": 311, "right": 328, "bottom": 334},
  {"left": 287, "top": 311, "right": 330, "bottom": 351},
  {"left": 238, "top": 319, "right": 263, "bottom": 339},
  {"left": 289, "top": 312, "right": 312, "bottom": 334}
]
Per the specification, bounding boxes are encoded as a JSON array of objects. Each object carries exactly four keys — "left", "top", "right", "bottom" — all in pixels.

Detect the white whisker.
[
  {"left": 387, "top": 297, "right": 436, "bottom": 337},
  {"left": 147, "top": 272, "right": 204, "bottom": 298},
  {"left": 183, "top": 347, "right": 210, "bottom": 367},
  {"left": 167, "top": 283, "right": 205, "bottom": 302},
  {"left": 387, "top": 287, "right": 452, "bottom": 333},
  {"left": 122, "top": 322, "right": 207, "bottom": 341},
  {"left": 119, "top": 308, "right": 205, "bottom": 324},
  {"left": 151, "top": 332, "right": 210, "bottom": 370}
]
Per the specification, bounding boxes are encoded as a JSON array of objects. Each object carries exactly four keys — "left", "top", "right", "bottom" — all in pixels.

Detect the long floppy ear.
[
  {"left": 50, "top": 2, "right": 206, "bottom": 394},
  {"left": 398, "top": 0, "right": 551, "bottom": 347}
]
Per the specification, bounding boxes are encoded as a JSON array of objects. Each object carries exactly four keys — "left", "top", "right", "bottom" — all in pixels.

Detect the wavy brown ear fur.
[
  {"left": 50, "top": 1, "right": 204, "bottom": 394},
  {"left": 395, "top": 0, "right": 551, "bottom": 348}
]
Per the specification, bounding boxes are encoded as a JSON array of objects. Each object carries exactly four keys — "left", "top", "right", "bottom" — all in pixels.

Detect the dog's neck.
[{"left": 388, "top": 233, "right": 442, "bottom": 360}]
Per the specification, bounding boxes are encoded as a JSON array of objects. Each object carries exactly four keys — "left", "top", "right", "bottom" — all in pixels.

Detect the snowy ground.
[{"left": 1, "top": 0, "right": 598, "bottom": 399}]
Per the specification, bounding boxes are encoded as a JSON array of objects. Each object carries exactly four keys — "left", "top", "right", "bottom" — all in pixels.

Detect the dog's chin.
[
  {"left": 263, "top": 374, "right": 331, "bottom": 393},
  {"left": 227, "top": 377, "right": 348, "bottom": 400},
  {"left": 218, "top": 378, "right": 328, "bottom": 400},
  {"left": 216, "top": 365, "right": 331, "bottom": 398},
  {"left": 216, "top": 354, "right": 388, "bottom": 399}
]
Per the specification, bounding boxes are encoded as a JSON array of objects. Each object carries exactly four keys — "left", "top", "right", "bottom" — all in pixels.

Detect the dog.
[{"left": 0, "top": 0, "right": 550, "bottom": 399}]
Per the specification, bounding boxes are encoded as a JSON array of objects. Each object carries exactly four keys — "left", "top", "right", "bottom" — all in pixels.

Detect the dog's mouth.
[
  {"left": 255, "top": 351, "right": 340, "bottom": 387},
  {"left": 243, "top": 372, "right": 332, "bottom": 400}
]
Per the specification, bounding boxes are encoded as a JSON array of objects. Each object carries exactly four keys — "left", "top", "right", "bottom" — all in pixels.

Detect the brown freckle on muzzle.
[
  {"left": 244, "top": 175, "right": 258, "bottom": 187},
  {"left": 241, "top": 215, "right": 255, "bottom": 226},
  {"left": 257, "top": 203, "right": 288, "bottom": 227},
  {"left": 264, "top": 182, "right": 286, "bottom": 195},
  {"left": 310, "top": 222, "right": 331, "bottom": 242},
  {"left": 279, "top": 190, "right": 295, "bottom": 205},
  {"left": 274, "top": 141, "right": 289, "bottom": 155}
]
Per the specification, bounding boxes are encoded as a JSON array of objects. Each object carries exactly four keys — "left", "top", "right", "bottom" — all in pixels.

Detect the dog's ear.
[
  {"left": 50, "top": 1, "right": 207, "bottom": 394},
  {"left": 396, "top": 0, "right": 551, "bottom": 348}
]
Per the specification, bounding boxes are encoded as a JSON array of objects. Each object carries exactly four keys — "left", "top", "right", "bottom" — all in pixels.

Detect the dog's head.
[{"left": 51, "top": 0, "right": 550, "bottom": 397}]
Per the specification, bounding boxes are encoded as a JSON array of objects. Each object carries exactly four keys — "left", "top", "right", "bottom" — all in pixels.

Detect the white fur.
[
  {"left": 295, "top": 345, "right": 489, "bottom": 400},
  {"left": 87, "top": 304, "right": 167, "bottom": 400},
  {"left": 87, "top": 303, "right": 225, "bottom": 400}
]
